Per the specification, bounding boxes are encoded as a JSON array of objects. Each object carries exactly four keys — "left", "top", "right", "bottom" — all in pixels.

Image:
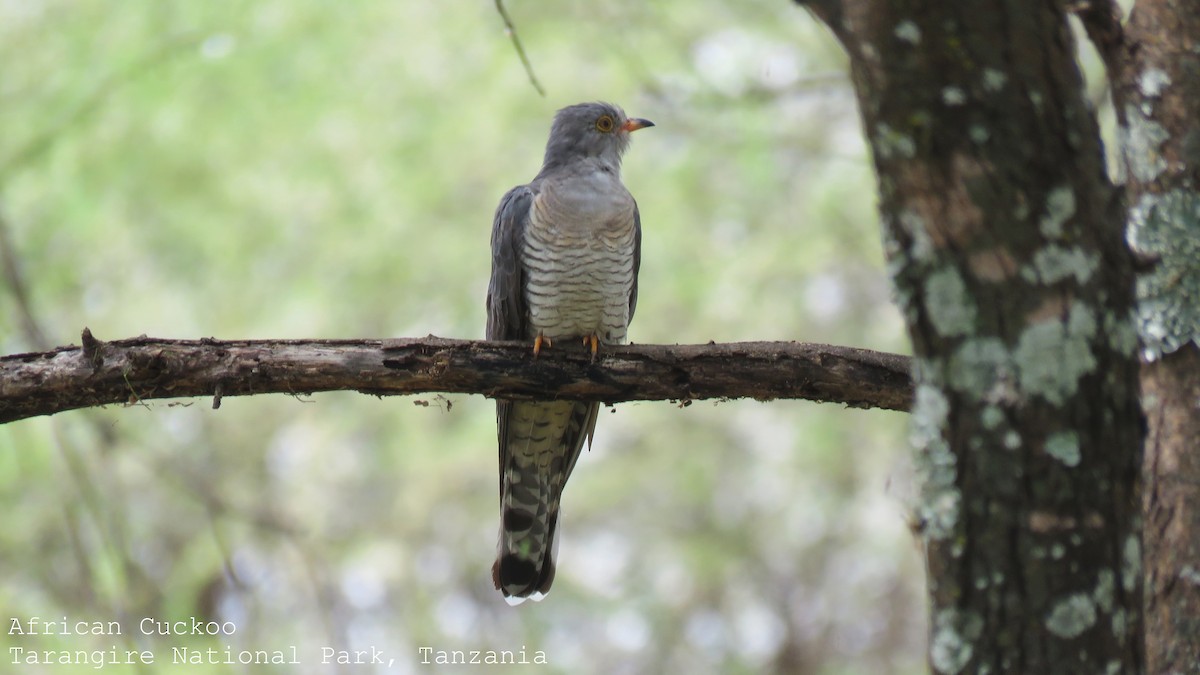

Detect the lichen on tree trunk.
[
  {"left": 797, "top": 0, "right": 1145, "bottom": 671},
  {"left": 1113, "top": 0, "right": 1200, "bottom": 669}
]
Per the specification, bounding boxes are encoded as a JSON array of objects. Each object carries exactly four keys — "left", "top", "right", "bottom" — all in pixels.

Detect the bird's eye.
[{"left": 595, "top": 115, "right": 615, "bottom": 133}]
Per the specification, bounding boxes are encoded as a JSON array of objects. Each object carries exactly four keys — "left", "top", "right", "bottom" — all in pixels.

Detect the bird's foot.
[
  {"left": 533, "top": 332, "right": 553, "bottom": 357},
  {"left": 582, "top": 334, "right": 599, "bottom": 362}
]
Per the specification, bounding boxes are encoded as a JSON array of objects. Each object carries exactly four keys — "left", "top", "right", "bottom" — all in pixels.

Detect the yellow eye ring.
[{"left": 595, "top": 115, "right": 615, "bottom": 132}]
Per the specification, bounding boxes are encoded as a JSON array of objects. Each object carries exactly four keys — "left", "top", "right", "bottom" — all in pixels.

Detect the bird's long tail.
[
  {"left": 492, "top": 450, "right": 559, "bottom": 604},
  {"left": 492, "top": 400, "right": 596, "bottom": 604}
]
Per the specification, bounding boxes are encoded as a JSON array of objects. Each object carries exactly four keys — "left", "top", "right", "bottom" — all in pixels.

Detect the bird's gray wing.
[
  {"left": 487, "top": 184, "right": 535, "bottom": 499},
  {"left": 628, "top": 199, "right": 642, "bottom": 322},
  {"left": 487, "top": 185, "right": 534, "bottom": 342}
]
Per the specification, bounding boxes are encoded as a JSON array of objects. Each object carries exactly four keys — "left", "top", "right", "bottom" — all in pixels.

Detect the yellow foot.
[
  {"left": 582, "top": 334, "right": 599, "bottom": 361},
  {"left": 533, "top": 333, "right": 553, "bottom": 357}
]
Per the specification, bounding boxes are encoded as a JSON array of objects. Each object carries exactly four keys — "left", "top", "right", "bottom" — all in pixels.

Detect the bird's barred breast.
[{"left": 522, "top": 202, "right": 636, "bottom": 344}]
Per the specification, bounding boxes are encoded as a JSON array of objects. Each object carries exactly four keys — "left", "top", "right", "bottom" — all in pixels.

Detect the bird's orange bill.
[{"left": 621, "top": 118, "right": 654, "bottom": 132}]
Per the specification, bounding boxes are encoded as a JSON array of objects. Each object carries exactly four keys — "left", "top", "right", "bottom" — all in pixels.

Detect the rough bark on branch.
[{"left": 0, "top": 329, "right": 913, "bottom": 424}]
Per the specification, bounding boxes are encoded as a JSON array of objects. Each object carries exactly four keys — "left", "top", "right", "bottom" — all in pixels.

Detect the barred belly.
[{"left": 522, "top": 213, "right": 636, "bottom": 345}]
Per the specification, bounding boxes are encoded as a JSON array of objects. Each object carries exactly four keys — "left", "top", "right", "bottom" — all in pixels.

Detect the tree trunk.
[
  {"left": 1112, "top": 0, "right": 1200, "bottom": 668},
  {"left": 797, "top": 1, "right": 1145, "bottom": 671},
  {"left": 1140, "top": 351, "right": 1200, "bottom": 670}
]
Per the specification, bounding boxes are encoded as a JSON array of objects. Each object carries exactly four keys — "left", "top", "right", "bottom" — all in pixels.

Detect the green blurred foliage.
[{"left": 0, "top": 1, "right": 922, "bottom": 673}]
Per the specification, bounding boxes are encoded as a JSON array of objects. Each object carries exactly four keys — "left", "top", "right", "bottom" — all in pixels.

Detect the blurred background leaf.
[{"left": 0, "top": 1, "right": 922, "bottom": 673}]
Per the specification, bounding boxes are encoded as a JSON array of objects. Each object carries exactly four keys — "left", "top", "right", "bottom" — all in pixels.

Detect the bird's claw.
[
  {"left": 583, "top": 334, "right": 599, "bottom": 361},
  {"left": 533, "top": 333, "right": 552, "bottom": 357}
]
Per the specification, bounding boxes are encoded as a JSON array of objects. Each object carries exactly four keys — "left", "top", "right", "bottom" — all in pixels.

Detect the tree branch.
[{"left": 0, "top": 329, "right": 913, "bottom": 424}]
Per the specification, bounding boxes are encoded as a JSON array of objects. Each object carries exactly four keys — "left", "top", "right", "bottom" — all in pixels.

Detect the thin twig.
[{"left": 494, "top": 0, "right": 546, "bottom": 97}]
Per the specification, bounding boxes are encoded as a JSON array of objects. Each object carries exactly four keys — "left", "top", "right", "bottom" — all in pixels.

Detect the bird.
[{"left": 485, "top": 102, "right": 653, "bottom": 604}]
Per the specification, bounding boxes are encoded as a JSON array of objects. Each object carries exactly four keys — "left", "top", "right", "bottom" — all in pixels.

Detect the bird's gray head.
[{"left": 541, "top": 102, "right": 654, "bottom": 172}]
